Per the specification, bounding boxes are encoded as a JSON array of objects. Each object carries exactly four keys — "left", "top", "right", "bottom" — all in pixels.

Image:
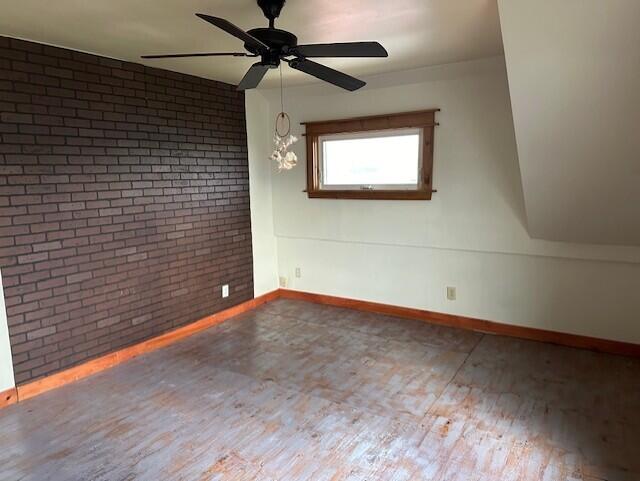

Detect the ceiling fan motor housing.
[{"left": 246, "top": 28, "right": 298, "bottom": 67}]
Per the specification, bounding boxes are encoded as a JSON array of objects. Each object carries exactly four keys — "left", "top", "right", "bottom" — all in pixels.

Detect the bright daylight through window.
[
  {"left": 304, "top": 110, "right": 438, "bottom": 200},
  {"left": 320, "top": 129, "right": 421, "bottom": 190}
]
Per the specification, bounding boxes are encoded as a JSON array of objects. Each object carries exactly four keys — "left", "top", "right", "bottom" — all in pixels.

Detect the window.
[
  {"left": 320, "top": 128, "right": 422, "bottom": 190},
  {"left": 303, "top": 110, "right": 438, "bottom": 200}
]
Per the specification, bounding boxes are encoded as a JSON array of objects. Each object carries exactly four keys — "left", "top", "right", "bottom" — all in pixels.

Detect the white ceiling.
[
  {"left": 499, "top": 0, "right": 640, "bottom": 245},
  {"left": 0, "top": 0, "right": 503, "bottom": 88}
]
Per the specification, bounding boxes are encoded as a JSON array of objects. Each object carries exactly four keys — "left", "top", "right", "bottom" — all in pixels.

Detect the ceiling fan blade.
[
  {"left": 237, "top": 63, "right": 271, "bottom": 91},
  {"left": 141, "top": 52, "right": 252, "bottom": 59},
  {"left": 196, "top": 14, "right": 268, "bottom": 52},
  {"left": 288, "top": 59, "right": 365, "bottom": 91},
  {"left": 293, "top": 42, "right": 388, "bottom": 58}
]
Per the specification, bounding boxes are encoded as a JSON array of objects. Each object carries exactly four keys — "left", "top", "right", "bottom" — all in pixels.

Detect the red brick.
[
  {"left": 0, "top": 35, "right": 252, "bottom": 385},
  {"left": 27, "top": 326, "right": 56, "bottom": 340}
]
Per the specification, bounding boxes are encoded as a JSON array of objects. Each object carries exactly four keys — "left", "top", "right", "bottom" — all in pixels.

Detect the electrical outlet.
[
  {"left": 295, "top": 267, "right": 301, "bottom": 278},
  {"left": 446, "top": 286, "right": 456, "bottom": 301},
  {"left": 279, "top": 276, "right": 288, "bottom": 288},
  {"left": 222, "top": 284, "right": 229, "bottom": 298}
]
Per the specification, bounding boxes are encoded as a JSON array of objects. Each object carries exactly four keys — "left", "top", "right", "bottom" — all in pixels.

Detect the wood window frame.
[{"left": 303, "top": 109, "right": 439, "bottom": 200}]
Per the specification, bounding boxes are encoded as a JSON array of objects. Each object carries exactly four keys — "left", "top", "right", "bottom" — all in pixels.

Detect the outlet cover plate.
[{"left": 446, "top": 286, "right": 456, "bottom": 301}]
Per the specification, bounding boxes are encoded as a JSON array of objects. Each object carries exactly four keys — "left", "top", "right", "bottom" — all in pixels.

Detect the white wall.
[
  {"left": 247, "top": 56, "right": 640, "bottom": 344},
  {"left": 498, "top": 0, "right": 640, "bottom": 245},
  {"left": 246, "top": 91, "right": 279, "bottom": 296},
  {"left": 0, "top": 270, "right": 15, "bottom": 392}
]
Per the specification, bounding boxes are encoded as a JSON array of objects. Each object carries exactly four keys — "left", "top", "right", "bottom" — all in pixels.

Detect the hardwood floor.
[{"left": 0, "top": 299, "right": 638, "bottom": 480}]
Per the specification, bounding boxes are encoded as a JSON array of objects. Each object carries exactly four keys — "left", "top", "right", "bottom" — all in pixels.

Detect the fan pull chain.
[
  {"left": 271, "top": 64, "right": 298, "bottom": 171},
  {"left": 275, "top": 64, "right": 290, "bottom": 137},
  {"left": 279, "top": 64, "right": 284, "bottom": 114}
]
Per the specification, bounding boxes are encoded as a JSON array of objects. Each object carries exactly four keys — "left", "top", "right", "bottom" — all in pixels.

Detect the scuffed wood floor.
[{"left": 0, "top": 299, "right": 639, "bottom": 480}]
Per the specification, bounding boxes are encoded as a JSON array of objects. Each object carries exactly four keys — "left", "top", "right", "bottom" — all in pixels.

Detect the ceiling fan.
[{"left": 141, "top": 0, "right": 388, "bottom": 91}]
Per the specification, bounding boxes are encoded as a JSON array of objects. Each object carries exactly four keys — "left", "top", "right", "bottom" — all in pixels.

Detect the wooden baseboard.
[
  {"left": 0, "top": 387, "right": 17, "bottom": 409},
  {"left": 278, "top": 289, "right": 640, "bottom": 358},
  {"left": 8, "top": 286, "right": 639, "bottom": 407},
  {"left": 16, "top": 290, "right": 280, "bottom": 402}
]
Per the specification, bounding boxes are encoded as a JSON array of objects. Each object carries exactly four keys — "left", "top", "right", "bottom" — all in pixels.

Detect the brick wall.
[{"left": 0, "top": 37, "right": 254, "bottom": 384}]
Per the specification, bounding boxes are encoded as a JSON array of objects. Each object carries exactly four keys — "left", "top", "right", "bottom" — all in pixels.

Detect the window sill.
[{"left": 306, "top": 189, "right": 433, "bottom": 200}]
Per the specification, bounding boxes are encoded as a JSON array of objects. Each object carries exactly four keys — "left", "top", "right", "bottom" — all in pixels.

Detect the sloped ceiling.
[
  {"left": 0, "top": 0, "right": 502, "bottom": 88},
  {"left": 498, "top": 0, "right": 640, "bottom": 245}
]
